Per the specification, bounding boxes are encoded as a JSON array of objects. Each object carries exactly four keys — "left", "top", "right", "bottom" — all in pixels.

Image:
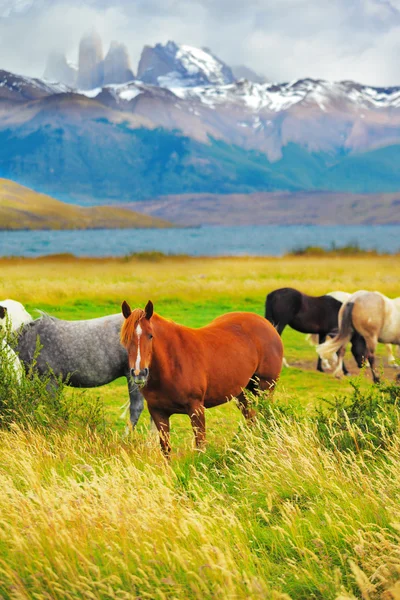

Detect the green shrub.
[
  {"left": 0, "top": 331, "right": 104, "bottom": 432},
  {"left": 289, "top": 242, "right": 380, "bottom": 256},
  {"left": 315, "top": 377, "right": 400, "bottom": 452}
]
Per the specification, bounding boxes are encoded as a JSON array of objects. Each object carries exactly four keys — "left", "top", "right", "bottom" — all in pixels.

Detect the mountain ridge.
[{"left": 1, "top": 51, "right": 400, "bottom": 206}]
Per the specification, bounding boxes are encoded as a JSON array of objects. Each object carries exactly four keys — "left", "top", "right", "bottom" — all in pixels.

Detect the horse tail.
[{"left": 317, "top": 302, "right": 354, "bottom": 361}]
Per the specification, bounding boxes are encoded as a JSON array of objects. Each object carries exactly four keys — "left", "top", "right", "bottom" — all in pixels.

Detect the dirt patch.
[{"left": 284, "top": 356, "right": 400, "bottom": 382}]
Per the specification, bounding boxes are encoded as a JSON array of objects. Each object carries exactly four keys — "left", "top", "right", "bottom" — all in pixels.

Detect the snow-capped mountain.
[
  {"left": 137, "top": 41, "right": 235, "bottom": 87},
  {"left": 2, "top": 65, "right": 400, "bottom": 206},
  {"left": 169, "top": 78, "right": 400, "bottom": 111},
  {"left": 0, "top": 69, "right": 69, "bottom": 102}
]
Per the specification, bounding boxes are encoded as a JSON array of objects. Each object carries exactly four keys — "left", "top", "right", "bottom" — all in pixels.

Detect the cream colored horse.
[
  {"left": 317, "top": 292, "right": 400, "bottom": 383},
  {"left": 309, "top": 291, "right": 399, "bottom": 372}
]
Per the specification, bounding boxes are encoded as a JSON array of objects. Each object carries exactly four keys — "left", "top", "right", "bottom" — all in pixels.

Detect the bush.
[
  {"left": 315, "top": 377, "right": 400, "bottom": 452},
  {"left": 289, "top": 242, "right": 380, "bottom": 256},
  {"left": 242, "top": 375, "right": 400, "bottom": 454},
  {"left": 0, "top": 330, "right": 105, "bottom": 432}
]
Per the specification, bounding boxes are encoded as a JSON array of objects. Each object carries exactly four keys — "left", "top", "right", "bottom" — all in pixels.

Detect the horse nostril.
[
  {"left": 143, "top": 367, "right": 149, "bottom": 378},
  {"left": 130, "top": 368, "right": 135, "bottom": 377}
]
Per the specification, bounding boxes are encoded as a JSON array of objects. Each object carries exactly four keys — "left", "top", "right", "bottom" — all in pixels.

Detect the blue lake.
[{"left": 1, "top": 225, "right": 400, "bottom": 257}]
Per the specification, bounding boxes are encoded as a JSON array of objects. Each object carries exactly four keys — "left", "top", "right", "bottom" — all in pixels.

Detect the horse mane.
[
  {"left": 120, "top": 308, "right": 146, "bottom": 345},
  {"left": 35, "top": 309, "right": 57, "bottom": 320}
]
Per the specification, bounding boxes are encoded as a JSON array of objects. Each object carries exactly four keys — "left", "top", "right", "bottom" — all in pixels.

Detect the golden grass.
[
  {"left": 0, "top": 420, "right": 400, "bottom": 599},
  {"left": 0, "top": 254, "right": 399, "bottom": 306},
  {"left": 0, "top": 179, "right": 172, "bottom": 230},
  {"left": 0, "top": 254, "right": 399, "bottom": 598}
]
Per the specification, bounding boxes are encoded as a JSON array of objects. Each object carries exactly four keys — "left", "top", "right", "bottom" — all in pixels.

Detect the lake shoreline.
[{"left": 1, "top": 224, "right": 400, "bottom": 258}]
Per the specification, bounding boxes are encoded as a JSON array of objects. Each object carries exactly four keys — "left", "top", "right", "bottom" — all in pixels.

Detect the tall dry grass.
[
  {"left": 0, "top": 254, "right": 399, "bottom": 307},
  {"left": 0, "top": 254, "right": 400, "bottom": 598},
  {"left": 0, "top": 403, "right": 400, "bottom": 599}
]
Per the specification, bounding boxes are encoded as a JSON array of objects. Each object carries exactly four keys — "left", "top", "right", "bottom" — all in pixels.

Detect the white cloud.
[{"left": 0, "top": 0, "right": 399, "bottom": 86}]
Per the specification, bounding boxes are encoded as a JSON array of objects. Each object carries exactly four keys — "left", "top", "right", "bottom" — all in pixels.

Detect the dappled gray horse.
[{"left": 16, "top": 313, "right": 144, "bottom": 427}]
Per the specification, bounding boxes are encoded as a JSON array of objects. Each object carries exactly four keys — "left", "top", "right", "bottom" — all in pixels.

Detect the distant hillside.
[
  {"left": 129, "top": 191, "right": 400, "bottom": 226},
  {"left": 0, "top": 179, "right": 172, "bottom": 230}
]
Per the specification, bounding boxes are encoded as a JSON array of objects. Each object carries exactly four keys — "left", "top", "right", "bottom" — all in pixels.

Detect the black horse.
[{"left": 265, "top": 287, "right": 366, "bottom": 373}]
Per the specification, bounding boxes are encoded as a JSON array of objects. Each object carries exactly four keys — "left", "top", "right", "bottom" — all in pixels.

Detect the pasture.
[{"left": 0, "top": 253, "right": 400, "bottom": 599}]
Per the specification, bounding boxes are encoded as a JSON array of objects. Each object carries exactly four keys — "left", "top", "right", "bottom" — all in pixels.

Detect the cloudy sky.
[{"left": 1, "top": 0, "right": 400, "bottom": 86}]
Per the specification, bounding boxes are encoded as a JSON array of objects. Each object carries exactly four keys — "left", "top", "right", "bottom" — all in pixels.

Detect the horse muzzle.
[{"left": 131, "top": 367, "right": 149, "bottom": 387}]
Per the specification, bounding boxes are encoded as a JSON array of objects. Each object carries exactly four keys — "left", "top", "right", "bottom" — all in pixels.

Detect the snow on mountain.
[
  {"left": 169, "top": 78, "right": 400, "bottom": 112},
  {"left": 0, "top": 70, "right": 70, "bottom": 98},
  {"left": 137, "top": 41, "right": 235, "bottom": 87}
]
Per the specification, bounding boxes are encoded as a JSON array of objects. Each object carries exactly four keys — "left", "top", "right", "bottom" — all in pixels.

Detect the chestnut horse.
[{"left": 120, "top": 301, "right": 283, "bottom": 455}]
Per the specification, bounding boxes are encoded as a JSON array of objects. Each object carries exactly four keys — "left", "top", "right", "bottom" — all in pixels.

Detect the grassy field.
[{"left": 0, "top": 254, "right": 399, "bottom": 599}]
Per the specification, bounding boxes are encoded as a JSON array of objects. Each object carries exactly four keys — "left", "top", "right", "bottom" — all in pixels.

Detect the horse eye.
[{"left": 148, "top": 334, "right": 153, "bottom": 340}]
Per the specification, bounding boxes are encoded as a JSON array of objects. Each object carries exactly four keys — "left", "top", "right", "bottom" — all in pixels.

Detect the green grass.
[
  {"left": 24, "top": 298, "right": 395, "bottom": 439},
  {"left": 1, "top": 256, "right": 400, "bottom": 599}
]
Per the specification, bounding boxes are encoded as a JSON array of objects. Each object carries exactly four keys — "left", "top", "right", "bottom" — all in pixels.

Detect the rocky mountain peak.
[
  {"left": 77, "top": 30, "right": 104, "bottom": 90},
  {"left": 103, "top": 41, "right": 134, "bottom": 85},
  {"left": 43, "top": 51, "right": 77, "bottom": 87},
  {"left": 137, "top": 40, "right": 235, "bottom": 87}
]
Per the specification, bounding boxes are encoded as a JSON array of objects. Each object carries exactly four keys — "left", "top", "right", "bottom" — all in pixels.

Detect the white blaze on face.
[{"left": 134, "top": 323, "right": 142, "bottom": 374}]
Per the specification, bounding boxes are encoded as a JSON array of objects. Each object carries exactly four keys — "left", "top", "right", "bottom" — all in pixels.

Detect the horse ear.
[
  {"left": 0, "top": 306, "right": 7, "bottom": 319},
  {"left": 121, "top": 301, "right": 131, "bottom": 319},
  {"left": 145, "top": 300, "right": 153, "bottom": 320}
]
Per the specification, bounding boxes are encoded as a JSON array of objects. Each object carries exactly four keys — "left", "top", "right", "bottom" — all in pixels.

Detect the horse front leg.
[
  {"left": 317, "top": 334, "right": 327, "bottom": 372},
  {"left": 149, "top": 408, "right": 171, "bottom": 457},
  {"left": 189, "top": 401, "right": 206, "bottom": 450},
  {"left": 127, "top": 378, "right": 145, "bottom": 429},
  {"left": 386, "top": 344, "right": 399, "bottom": 368}
]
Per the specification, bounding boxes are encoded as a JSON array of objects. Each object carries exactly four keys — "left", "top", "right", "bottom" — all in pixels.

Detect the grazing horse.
[
  {"left": 317, "top": 291, "right": 400, "bottom": 383},
  {"left": 0, "top": 299, "right": 33, "bottom": 381},
  {"left": 16, "top": 313, "right": 144, "bottom": 428},
  {"left": 265, "top": 287, "right": 365, "bottom": 373},
  {"left": 307, "top": 291, "right": 398, "bottom": 370},
  {"left": 120, "top": 301, "right": 284, "bottom": 455}
]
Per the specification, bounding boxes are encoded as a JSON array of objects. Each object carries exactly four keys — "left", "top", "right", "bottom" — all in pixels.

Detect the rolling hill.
[{"left": 0, "top": 179, "right": 172, "bottom": 230}]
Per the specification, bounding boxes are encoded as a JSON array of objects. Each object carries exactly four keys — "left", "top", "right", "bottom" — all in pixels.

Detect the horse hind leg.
[
  {"left": 237, "top": 374, "right": 277, "bottom": 420},
  {"left": 237, "top": 382, "right": 257, "bottom": 423},
  {"left": 365, "top": 335, "right": 380, "bottom": 383}
]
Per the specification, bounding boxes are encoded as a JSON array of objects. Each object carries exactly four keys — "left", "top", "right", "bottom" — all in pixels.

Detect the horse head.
[{"left": 121, "top": 300, "right": 154, "bottom": 386}]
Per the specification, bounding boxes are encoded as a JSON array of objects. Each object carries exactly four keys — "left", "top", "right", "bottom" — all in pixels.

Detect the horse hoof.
[{"left": 334, "top": 372, "right": 344, "bottom": 380}]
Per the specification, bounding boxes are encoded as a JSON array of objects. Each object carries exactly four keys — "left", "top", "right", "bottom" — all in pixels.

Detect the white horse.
[
  {"left": 309, "top": 291, "right": 399, "bottom": 372},
  {"left": 0, "top": 299, "right": 33, "bottom": 382},
  {"left": 317, "top": 291, "right": 400, "bottom": 382}
]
